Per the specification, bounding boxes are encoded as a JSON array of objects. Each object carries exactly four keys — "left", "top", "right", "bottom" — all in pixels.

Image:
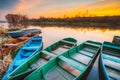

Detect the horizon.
[{"left": 0, "top": 0, "right": 120, "bottom": 20}]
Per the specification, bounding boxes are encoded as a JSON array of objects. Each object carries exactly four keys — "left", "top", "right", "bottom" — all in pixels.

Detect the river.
[
  {"left": 1, "top": 23, "right": 120, "bottom": 47},
  {"left": 27, "top": 25, "right": 120, "bottom": 80},
  {"left": 27, "top": 26, "right": 120, "bottom": 48},
  {"left": 0, "top": 23, "right": 120, "bottom": 80}
]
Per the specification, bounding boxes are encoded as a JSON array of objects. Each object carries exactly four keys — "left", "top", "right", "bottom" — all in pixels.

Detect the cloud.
[
  {"left": 31, "top": 6, "right": 85, "bottom": 18},
  {"left": 0, "top": 0, "right": 19, "bottom": 20},
  {"left": 0, "top": 10, "right": 12, "bottom": 20},
  {"left": 13, "top": 0, "right": 44, "bottom": 14},
  {"left": 0, "top": 0, "right": 120, "bottom": 20},
  {"left": 84, "top": 0, "right": 120, "bottom": 16},
  {"left": 12, "top": 0, "right": 84, "bottom": 18},
  {"left": 36, "top": 0, "right": 120, "bottom": 17},
  {"left": 85, "top": 0, "right": 120, "bottom": 9},
  {"left": 0, "top": 0, "right": 19, "bottom": 10}
]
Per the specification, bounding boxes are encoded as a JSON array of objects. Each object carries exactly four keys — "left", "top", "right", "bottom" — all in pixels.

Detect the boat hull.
[
  {"left": 9, "top": 37, "right": 77, "bottom": 80},
  {"left": 99, "top": 42, "right": 120, "bottom": 80},
  {"left": 7, "top": 29, "right": 41, "bottom": 38},
  {"left": 0, "top": 38, "right": 28, "bottom": 58},
  {"left": 2, "top": 36, "right": 43, "bottom": 80},
  {"left": 24, "top": 40, "right": 101, "bottom": 80}
]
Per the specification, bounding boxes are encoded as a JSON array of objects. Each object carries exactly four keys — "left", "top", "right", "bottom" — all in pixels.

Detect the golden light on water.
[{"left": 28, "top": 26, "right": 120, "bottom": 47}]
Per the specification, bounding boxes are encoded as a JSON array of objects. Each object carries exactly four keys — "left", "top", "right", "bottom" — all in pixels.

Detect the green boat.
[
  {"left": 25, "top": 40, "right": 101, "bottom": 80},
  {"left": 112, "top": 36, "right": 120, "bottom": 44},
  {"left": 99, "top": 42, "right": 120, "bottom": 80},
  {"left": 9, "top": 38, "right": 77, "bottom": 80}
]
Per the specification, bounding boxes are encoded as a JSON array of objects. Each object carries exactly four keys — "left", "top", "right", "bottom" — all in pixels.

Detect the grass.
[
  {"left": 23, "top": 21, "right": 120, "bottom": 30},
  {"left": 0, "top": 26, "right": 7, "bottom": 34},
  {"left": 0, "top": 26, "right": 24, "bottom": 79},
  {"left": 0, "top": 45, "right": 22, "bottom": 79},
  {"left": 0, "top": 26, "right": 21, "bottom": 34},
  {"left": 0, "top": 53, "right": 12, "bottom": 79},
  {"left": 0, "top": 26, "right": 22, "bottom": 45},
  {"left": 7, "top": 27, "right": 21, "bottom": 31},
  {"left": 0, "top": 36, "right": 11, "bottom": 45}
]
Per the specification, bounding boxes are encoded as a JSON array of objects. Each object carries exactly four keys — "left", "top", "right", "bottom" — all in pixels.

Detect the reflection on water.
[
  {"left": 27, "top": 26, "right": 120, "bottom": 48},
  {"left": 0, "top": 23, "right": 9, "bottom": 28},
  {"left": 0, "top": 22, "right": 120, "bottom": 48}
]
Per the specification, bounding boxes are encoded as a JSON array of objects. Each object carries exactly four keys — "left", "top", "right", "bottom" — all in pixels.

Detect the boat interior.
[
  {"left": 102, "top": 42, "right": 120, "bottom": 80},
  {"left": 27, "top": 40, "right": 76, "bottom": 71},
  {"left": 25, "top": 41, "right": 101, "bottom": 80},
  {"left": 9, "top": 39, "right": 76, "bottom": 79}
]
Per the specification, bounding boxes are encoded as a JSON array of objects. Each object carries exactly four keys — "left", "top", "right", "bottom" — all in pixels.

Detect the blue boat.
[
  {"left": 8, "top": 37, "right": 77, "bottom": 80},
  {"left": 7, "top": 29, "right": 41, "bottom": 38},
  {"left": 2, "top": 36, "right": 43, "bottom": 80},
  {"left": 99, "top": 42, "right": 120, "bottom": 80}
]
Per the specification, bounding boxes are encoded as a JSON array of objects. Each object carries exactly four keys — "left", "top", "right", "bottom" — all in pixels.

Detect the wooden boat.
[
  {"left": 99, "top": 42, "right": 120, "bottom": 80},
  {"left": 20, "top": 40, "right": 101, "bottom": 80},
  {"left": 24, "top": 40, "right": 101, "bottom": 80},
  {"left": 0, "top": 38, "right": 28, "bottom": 58},
  {"left": 0, "top": 33, "right": 40, "bottom": 59},
  {"left": 7, "top": 29, "right": 41, "bottom": 38},
  {"left": 2, "top": 36, "right": 43, "bottom": 80},
  {"left": 9, "top": 38, "right": 77, "bottom": 80}
]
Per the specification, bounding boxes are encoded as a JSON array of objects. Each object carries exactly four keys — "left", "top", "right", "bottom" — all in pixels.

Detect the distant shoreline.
[
  {"left": 3, "top": 15, "right": 120, "bottom": 29},
  {"left": 21, "top": 21, "right": 120, "bottom": 30},
  {"left": 1, "top": 22, "right": 120, "bottom": 30}
]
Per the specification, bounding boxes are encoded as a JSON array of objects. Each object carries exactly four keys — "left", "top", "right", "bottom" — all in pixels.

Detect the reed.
[
  {"left": 7, "top": 27, "right": 21, "bottom": 31},
  {"left": 0, "top": 53, "right": 12, "bottom": 79},
  {"left": 0, "top": 38, "right": 10, "bottom": 45},
  {"left": 0, "top": 26, "right": 7, "bottom": 34},
  {"left": 0, "top": 45, "right": 22, "bottom": 79}
]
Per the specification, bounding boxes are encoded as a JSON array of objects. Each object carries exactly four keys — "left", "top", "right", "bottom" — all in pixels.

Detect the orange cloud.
[
  {"left": 88, "top": 2, "right": 120, "bottom": 16},
  {"left": 33, "top": 7, "right": 82, "bottom": 18},
  {"left": 69, "top": 1, "right": 120, "bottom": 17},
  {"left": 13, "top": 0, "right": 43, "bottom": 14},
  {"left": 33, "top": 2, "right": 120, "bottom": 18},
  {"left": 12, "top": 0, "right": 120, "bottom": 18}
]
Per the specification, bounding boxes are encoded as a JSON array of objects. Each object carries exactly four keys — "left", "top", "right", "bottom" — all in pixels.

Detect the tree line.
[{"left": 5, "top": 14, "right": 120, "bottom": 27}]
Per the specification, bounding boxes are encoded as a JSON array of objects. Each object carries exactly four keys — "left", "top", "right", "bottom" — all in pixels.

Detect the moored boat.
[
  {"left": 9, "top": 37, "right": 77, "bottom": 80},
  {"left": 2, "top": 36, "right": 43, "bottom": 80},
  {"left": 0, "top": 38, "right": 28, "bottom": 59},
  {"left": 24, "top": 40, "right": 101, "bottom": 80},
  {"left": 112, "top": 36, "right": 120, "bottom": 44},
  {"left": 99, "top": 42, "right": 120, "bottom": 80},
  {"left": 7, "top": 29, "right": 41, "bottom": 38}
]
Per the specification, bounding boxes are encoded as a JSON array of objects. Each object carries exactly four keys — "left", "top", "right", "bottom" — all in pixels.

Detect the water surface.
[
  {"left": 28, "top": 26, "right": 120, "bottom": 48},
  {"left": 1, "top": 24, "right": 120, "bottom": 80}
]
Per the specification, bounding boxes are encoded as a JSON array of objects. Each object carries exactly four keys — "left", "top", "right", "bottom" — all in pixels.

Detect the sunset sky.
[{"left": 0, "top": 0, "right": 120, "bottom": 20}]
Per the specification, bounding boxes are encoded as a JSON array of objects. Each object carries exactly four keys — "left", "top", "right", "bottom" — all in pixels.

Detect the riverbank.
[
  {"left": 5, "top": 15, "right": 120, "bottom": 29},
  {"left": 0, "top": 27, "right": 21, "bottom": 79},
  {"left": 25, "top": 22, "right": 120, "bottom": 29},
  {"left": 0, "top": 24, "right": 119, "bottom": 79}
]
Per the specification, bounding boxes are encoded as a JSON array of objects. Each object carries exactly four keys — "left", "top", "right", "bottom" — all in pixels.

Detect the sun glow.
[
  {"left": 30, "top": 5, "right": 120, "bottom": 18},
  {"left": 0, "top": 0, "right": 120, "bottom": 19}
]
